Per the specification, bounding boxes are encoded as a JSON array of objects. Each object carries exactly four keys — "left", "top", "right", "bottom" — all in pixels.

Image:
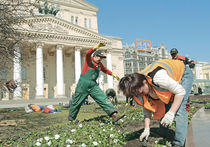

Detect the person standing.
[
  {"left": 119, "top": 59, "right": 193, "bottom": 147},
  {"left": 170, "top": 48, "right": 195, "bottom": 69},
  {"left": 68, "top": 42, "right": 124, "bottom": 123}
]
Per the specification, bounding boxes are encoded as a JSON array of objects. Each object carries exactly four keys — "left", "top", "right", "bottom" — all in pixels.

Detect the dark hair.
[{"left": 118, "top": 73, "right": 147, "bottom": 97}]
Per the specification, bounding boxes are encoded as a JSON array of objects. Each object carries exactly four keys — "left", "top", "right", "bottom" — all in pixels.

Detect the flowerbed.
[{"left": 0, "top": 101, "right": 204, "bottom": 147}]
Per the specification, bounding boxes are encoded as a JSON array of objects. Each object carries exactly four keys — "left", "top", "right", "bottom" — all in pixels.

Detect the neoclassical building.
[{"left": 0, "top": 0, "right": 124, "bottom": 100}]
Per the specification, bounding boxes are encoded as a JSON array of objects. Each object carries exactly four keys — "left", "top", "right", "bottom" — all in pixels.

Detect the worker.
[
  {"left": 170, "top": 48, "right": 195, "bottom": 113},
  {"left": 105, "top": 88, "right": 117, "bottom": 105},
  {"left": 68, "top": 42, "right": 124, "bottom": 123},
  {"left": 170, "top": 48, "right": 195, "bottom": 68},
  {"left": 5, "top": 80, "right": 17, "bottom": 93},
  {"left": 118, "top": 59, "right": 193, "bottom": 147}
]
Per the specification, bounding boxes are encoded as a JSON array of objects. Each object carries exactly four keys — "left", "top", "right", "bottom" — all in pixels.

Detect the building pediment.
[
  {"left": 18, "top": 15, "right": 112, "bottom": 47},
  {"left": 22, "top": 15, "right": 106, "bottom": 39}
]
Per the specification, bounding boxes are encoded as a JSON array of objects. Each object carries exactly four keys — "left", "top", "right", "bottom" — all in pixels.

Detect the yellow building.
[{"left": 0, "top": 0, "right": 124, "bottom": 100}]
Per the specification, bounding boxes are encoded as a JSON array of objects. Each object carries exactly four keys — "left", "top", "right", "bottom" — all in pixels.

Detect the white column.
[
  {"left": 74, "top": 47, "right": 82, "bottom": 84},
  {"left": 36, "top": 42, "right": 44, "bottom": 98},
  {"left": 56, "top": 44, "right": 65, "bottom": 98},
  {"left": 99, "top": 75, "right": 104, "bottom": 90},
  {"left": 13, "top": 46, "right": 22, "bottom": 100},
  {"left": 107, "top": 52, "right": 114, "bottom": 88}
]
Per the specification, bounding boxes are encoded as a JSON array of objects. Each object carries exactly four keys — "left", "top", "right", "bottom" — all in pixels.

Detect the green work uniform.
[{"left": 68, "top": 62, "right": 117, "bottom": 121}]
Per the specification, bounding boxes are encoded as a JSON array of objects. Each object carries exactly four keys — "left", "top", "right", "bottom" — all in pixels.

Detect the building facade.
[
  {"left": 0, "top": 0, "right": 124, "bottom": 100},
  {"left": 123, "top": 43, "right": 170, "bottom": 75}
]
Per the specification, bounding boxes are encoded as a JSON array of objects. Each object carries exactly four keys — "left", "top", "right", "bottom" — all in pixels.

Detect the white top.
[
  {"left": 143, "top": 69, "right": 186, "bottom": 116},
  {"left": 153, "top": 69, "right": 186, "bottom": 96}
]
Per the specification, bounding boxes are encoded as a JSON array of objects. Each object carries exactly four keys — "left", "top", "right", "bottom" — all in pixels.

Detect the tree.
[{"left": 0, "top": 0, "right": 37, "bottom": 91}]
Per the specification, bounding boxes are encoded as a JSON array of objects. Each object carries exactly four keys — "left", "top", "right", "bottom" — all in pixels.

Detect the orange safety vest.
[{"left": 133, "top": 59, "right": 185, "bottom": 119}]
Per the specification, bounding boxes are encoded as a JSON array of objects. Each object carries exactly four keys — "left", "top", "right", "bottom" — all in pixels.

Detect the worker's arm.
[
  {"left": 100, "top": 63, "right": 112, "bottom": 75},
  {"left": 139, "top": 112, "right": 151, "bottom": 141},
  {"left": 153, "top": 69, "right": 186, "bottom": 114},
  {"left": 153, "top": 69, "right": 186, "bottom": 127},
  {"left": 82, "top": 42, "right": 106, "bottom": 74}
]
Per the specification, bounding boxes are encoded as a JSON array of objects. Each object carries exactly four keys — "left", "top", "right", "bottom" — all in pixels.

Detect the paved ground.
[
  {"left": 0, "top": 97, "right": 126, "bottom": 109},
  {"left": 186, "top": 107, "right": 210, "bottom": 147}
]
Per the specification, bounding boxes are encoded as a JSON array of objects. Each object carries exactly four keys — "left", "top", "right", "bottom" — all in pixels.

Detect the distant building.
[
  {"left": 123, "top": 43, "right": 170, "bottom": 75},
  {"left": 193, "top": 61, "right": 210, "bottom": 94},
  {"left": 0, "top": 0, "right": 124, "bottom": 100}
]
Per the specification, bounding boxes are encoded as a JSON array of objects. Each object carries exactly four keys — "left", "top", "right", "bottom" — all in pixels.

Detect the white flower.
[
  {"left": 114, "top": 139, "right": 118, "bottom": 143},
  {"left": 110, "top": 128, "right": 113, "bottom": 131},
  {"left": 37, "top": 138, "right": 43, "bottom": 142},
  {"left": 118, "top": 130, "right": 121, "bottom": 132},
  {"left": 110, "top": 134, "right": 114, "bottom": 138},
  {"left": 81, "top": 143, "right": 86, "bottom": 147},
  {"left": 103, "top": 129, "right": 106, "bottom": 132},
  {"left": 99, "top": 123, "right": 104, "bottom": 126},
  {"left": 89, "top": 135, "right": 92, "bottom": 139},
  {"left": 155, "top": 140, "right": 158, "bottom": 144},
  {"left": 47, "top": 141, "right": 52, "bottom": 146},
  {"left": 54, "top": 134, "right": 60, "bottom": 140},
  {"left": 66, "top": 139, "right": 73, "bottom": 144},
  {"left": 79, "top": 124, "right": 83, "bottom": 128},
  {"left": 93, "top": 141, "right": 98, "bottom": 146},
  {"left": 120, "top": 119, "right": 124, "bottom": 122},
  {"left": 66, "top": 145, "right": 71, "bottom": 147},
  {"left": 132, "top": 117, "right": 135, "bottom": 120},
  {"left": 36, "top": 142, "right": 41, "bottom": 146},
  {"left": 71, "top": 129, "right": 76, "bottom": 133},
  {"left": 44, "top": 136, "right": 50, "bottom": 141}
]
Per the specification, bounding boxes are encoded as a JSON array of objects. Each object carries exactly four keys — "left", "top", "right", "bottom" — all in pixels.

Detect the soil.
[{"left": 0, "top": 95, "right": 208, "bottom": 146}]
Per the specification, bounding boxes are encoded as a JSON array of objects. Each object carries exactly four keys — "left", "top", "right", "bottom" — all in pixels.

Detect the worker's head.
[
  {"left": 170, "top": 48, "right": 178, "bottom": 59},
  {"left": 93, "top": 50, "right": 106, "bottom": 63},
  {"left": 119, "top": 73, "right": 149, "bottom": 97}
]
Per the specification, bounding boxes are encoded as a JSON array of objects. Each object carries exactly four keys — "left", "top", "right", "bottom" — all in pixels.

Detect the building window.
[
  {"left": 206, "top": 73, "right": 209, "bottom": 79},
  {"left": 75, "top": 16, "right": 78, "bottom": 25},
  {"left": 22, "top": 66, "right": 27, "bottom": 79},
  {"left": 84, "top": 18, "right": 87, "bottom": 28},
  {"left": 43, "top": 67, "right": 46, "bottom": 81},
  {"left": 20, "top": 8, "right": 24, "bottom": 16},
  {"left": 1, "top": 68, "right": 6, "bottom": 79},
  {"left": 71, "top": 16, "right": 74, "bottom": 23},
  {"left": 89, "top": 18, "right": 91, "bottom": 28}
]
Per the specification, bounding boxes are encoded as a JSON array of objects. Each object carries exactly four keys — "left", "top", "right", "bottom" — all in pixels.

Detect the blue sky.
[{"left": 86, "top": 0, "right": 210, "bottom": 62}]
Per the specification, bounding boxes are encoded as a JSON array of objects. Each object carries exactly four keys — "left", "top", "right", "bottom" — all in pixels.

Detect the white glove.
[
  {"left": 160, "top": 111, "right": 175, "bottom": 127},
  {"left": 139, "top": 128, "right": 150, "bottom": 141}
]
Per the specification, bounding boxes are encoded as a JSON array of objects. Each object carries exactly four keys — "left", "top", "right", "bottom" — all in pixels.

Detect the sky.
[{"left": 86, "top": 0, "right": 210, "bottom": 62}]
